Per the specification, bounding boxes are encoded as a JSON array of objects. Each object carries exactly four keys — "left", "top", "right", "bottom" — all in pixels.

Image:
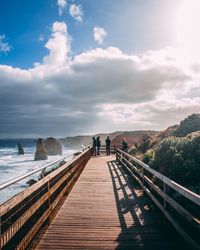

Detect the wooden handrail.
[
  {"left": 0, "top": 152, "right": 75, "bottom": 192},
  {"left": 117, "top": 149, "right": 200, "bottom": 206},
  {"left": 0, "top": 147, "right": 93, "bottom": 250},
  {"left": 116, "top": 148, "right": 200, "bottom": 250},
  {"left": 0, "top": 144, "right": 92, "bottom": 192}
]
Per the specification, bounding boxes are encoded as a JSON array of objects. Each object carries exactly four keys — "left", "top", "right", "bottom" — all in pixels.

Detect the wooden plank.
[
  {"left": 121, "top": 155, "right": 200, "bottom": 229},
  {"left": 0, "top": 149, "right": 88, "bottom": 215},
  {"left": 35, "top": 156, "right": 185, "bottom": 250},
  {"left": 1, "top": 164, "right": 83, "bottom": 247},
  {"left": 119, "top": 159, "right": 200, "bottom": 250},
  {"left": 0, "top": 148, "right": 92, "bottom": 250}
]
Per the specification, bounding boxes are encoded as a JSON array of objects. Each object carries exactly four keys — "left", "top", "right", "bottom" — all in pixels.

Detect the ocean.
[{"left": 0, "top": 139, "right": 75, "bottom": 204}]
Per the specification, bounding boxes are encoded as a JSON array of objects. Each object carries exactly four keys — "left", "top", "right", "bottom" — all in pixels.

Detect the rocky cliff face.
[
  {"left": 34, "top": 138, "right": 48, "bottom": 161},
  {"left": 45, "top": 137, "right": 62, "bottom": 155}
]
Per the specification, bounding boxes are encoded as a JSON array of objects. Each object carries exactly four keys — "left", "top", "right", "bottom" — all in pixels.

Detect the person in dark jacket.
[
  {"left": 105, "top": 136, "right": 111, "bottom": 155},
  {"left": 92, "top": 137, "right": 96, "bottom": 156},
  {"left": 96, "top": 136, "right": 101, "bottom": 155},
  {"left": 122, "top": 138, "right": 128, "bottom": 152}
]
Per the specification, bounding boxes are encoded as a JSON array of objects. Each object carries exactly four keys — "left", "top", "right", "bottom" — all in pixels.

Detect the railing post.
[
  {"left": 116, "top": 149, "right": 118, "bottom": 162},
  {"left": 48, "top": 178, "right": 51, "bottom": 209},
  {"left": 47, "top": 177, "right": 51, "bottom": 225}
]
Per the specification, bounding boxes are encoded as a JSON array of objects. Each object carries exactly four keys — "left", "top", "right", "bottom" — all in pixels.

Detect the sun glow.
[{"left": 177, "top": 0, "right": 200, "bottom": 56}]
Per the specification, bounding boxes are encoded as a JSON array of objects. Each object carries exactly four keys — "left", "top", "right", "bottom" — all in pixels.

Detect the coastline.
[{"left": 0, "top": 139, "right": 75, "bottom": 204}]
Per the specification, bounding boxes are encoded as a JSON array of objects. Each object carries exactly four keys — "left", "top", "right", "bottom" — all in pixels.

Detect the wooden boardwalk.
[{"left": 36, "top": 155, "right": 185, "bottom": 250}]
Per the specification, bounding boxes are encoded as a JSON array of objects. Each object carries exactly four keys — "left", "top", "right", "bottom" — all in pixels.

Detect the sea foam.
[{"left": 0, "top": 143, "right": 75, "bottom": 204}]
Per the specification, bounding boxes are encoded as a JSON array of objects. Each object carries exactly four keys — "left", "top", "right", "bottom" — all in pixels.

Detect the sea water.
[{"left": 0, "top": 139, "right": 75, "bottom": 204}]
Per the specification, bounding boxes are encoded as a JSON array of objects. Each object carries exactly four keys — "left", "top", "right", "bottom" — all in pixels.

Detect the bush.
[
  {"left": 143, "top": 150, "right": 154, "bottom": 165},
  {"left": 149, "top": 136, "right": 200, "bottom": 187},
  {"left": 172, "top": 113, "right": 200, "bottom": 137}
]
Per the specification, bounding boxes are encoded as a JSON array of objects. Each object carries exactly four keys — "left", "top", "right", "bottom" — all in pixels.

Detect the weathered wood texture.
[
  {"left": 0, "top": 148, "right": 92, "bottom": 250},
  {"left": 116, "top": 149, "right": 200, "bottom": 250},
  {"left": 36, "top": 155, "right": 186, "bottom": 250}
]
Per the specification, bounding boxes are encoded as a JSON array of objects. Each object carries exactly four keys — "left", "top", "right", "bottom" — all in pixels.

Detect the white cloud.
[
  {"left": 93, "top": 27, "right": 107, "bottom": 45},
  {"left": 0, "top": 35, "right": 11, "bottom": 54},
  {"left": 57, "top": 0, "right": 67, "bottom": 16},
  {"left": 69, "top": 4, "right": 83, "bottom": 22},
  {"left": 34, "top": 22, "right": 71, "bottom": 70},
  {"left": 0, "top": 22, "right": 200, "bottom": 137}
]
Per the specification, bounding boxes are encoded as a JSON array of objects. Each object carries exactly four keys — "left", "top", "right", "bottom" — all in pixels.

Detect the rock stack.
[
  {"left": 45, "top": 137, "right": 62, "bottom": 155},
  {"left": 17, "top": 143, "right": 24, "bottom": 155},
  {"left": 34, "top": 138, "right": 48, "bottom": 161}
]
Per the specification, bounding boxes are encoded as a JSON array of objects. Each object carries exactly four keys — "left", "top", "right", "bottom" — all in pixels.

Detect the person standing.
[
  {"left": 92, "top": 137, "right": 97, "bottom": 156},
  {"left": 122, "top": 138, "right": 128, "bottom": 152},
  {"left": 105, "top": 136, "right": 111, "bottom": 155},
  {"left": 96, "top": 136, "right": 101, "bottom": 155}
]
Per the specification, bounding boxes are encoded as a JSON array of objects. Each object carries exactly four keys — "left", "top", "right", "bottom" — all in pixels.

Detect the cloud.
[
  {"left": 0, "top": 21, "right": 200, "bottom": 138},
  {"left": 57, "top": 0, "right": 67, "bottom": 16},
  {"left": 93, "top": 27, "right": 107, "bottom": 45},
  {"left": 0, "top": 35, "right": 11, "bottom": 54},
  {"left": 69, "top": 4, "right": 83, "bottom": 22},
  {"left": 34, "top": 21, "right": 71, "bottom": 70}
]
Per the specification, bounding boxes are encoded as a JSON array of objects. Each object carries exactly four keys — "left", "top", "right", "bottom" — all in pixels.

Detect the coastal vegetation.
[
  {"left": 147, "top": 135, "right": 200, "bottom": 189},
  {"left": 140, "top": 114, "right": 200, "bottom": 194}
]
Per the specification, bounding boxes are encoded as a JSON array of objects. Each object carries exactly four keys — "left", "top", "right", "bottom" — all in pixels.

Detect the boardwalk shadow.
[{"left": 107, "top": 160, "right": 188, "bottom": 250}]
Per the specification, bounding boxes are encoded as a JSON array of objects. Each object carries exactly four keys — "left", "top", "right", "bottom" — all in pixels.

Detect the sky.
[{"left": 0, "top": 0, "right": 200, "bottom": 138}]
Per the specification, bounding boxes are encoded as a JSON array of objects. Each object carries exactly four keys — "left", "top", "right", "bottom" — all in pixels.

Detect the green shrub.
[
  {"left": 172, "top": 113, "right": 200, "bottom": 137},
  {"left": 143, "top": 150, "right": 154, "bottom": 165},
  {"left": 149, "top": 136, "right": 200, "bottom": 187}
]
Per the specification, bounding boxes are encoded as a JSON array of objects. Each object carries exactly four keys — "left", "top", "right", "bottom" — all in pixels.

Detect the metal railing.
[
  {"left": 0, "top": 146, "right": 93, "bottom": 250},
  {"left": 116, "top": 148, "right": 200, "bottom": 250}
]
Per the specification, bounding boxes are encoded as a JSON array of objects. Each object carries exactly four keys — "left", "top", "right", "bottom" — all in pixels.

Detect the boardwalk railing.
[
  {"left": 116, "top": 148, "right": 200, "bottom": 250},
  {"left": 98, "top": 144, "right": 116, "bottom": 154},
  {"left": 0, "top": 146, "right": 93, "bottom": 250}
]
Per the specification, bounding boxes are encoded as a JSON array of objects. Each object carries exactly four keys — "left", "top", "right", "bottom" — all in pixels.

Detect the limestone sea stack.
[
  {"left": 34, "top": 138, "right": 48, "bottom": 161},
  {"left": 45, "top": 137, "right": 62, "bottom": 155},
  {"left": 17, "top": 143, "right": 24, "bottom": 155}
]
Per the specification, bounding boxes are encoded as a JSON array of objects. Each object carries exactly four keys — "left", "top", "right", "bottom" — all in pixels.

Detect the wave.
[{"left": 0, "top": 145, "right": 75, "bottom": 204}]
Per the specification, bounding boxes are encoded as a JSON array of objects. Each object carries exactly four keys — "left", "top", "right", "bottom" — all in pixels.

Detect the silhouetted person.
[
  {"left": 96, "top": 136, "right": 101, "bottom": 155},
  {"left": 122, "top": 138, "right": 128, "bottom": 152},
  {"left": 92, "top": 137, "right": 97, "bottom": 156},
  {"left": 105, "top": 136, "right": 111, "bottom": 155}
]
